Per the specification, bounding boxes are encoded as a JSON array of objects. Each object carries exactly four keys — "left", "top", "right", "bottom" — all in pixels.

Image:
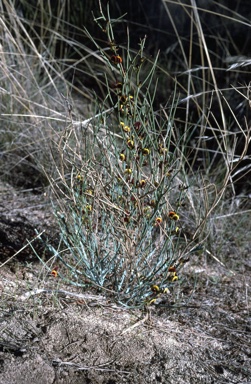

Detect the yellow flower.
[
  {"left": 124, "top": 168, "right": 132, "bottom": 174},
  {"left": 158, "top": 144, "right": 168, "bottom": 154},
  {"left": 120, "top": 122, "right": 131, "bottom": 133},
  {"left": 76, "top": 174, "right": 83, "bottom": 181},
  {"left": 168, "top": 211, "right": 179, "bottom": 220},
  {"left": 120, "top": 106, "right": 130, "bottom": 116},
  {"left": 143, "top": 206, "right": 151, "bottom": 217},
  {"left": 168, "top": 269, "right": 178, "bottom": 282},
  {"left": 147, "top": 298, "right": 157, "bottom": 305},
  {"left": 142, "top": 148, "right": 150, "bottom": 155},
  {"left": 151, "top": 285, "right": 160, "bottom": 293},
  {"left": 119, "top": 153, "right": 126, "bottom": 161},
  {"left": 82, "top": 205, "right": 92, "bottom": 214},
  {"left": 127, "top": 139, "right": 135, "bottom": 149},
  {"left": 137, "top": 179, "right": 146, "bottom": 188}
]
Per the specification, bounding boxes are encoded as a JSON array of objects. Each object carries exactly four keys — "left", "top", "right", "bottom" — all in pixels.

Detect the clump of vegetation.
[
  {"left": 0, "top": 1, "right": 250, "bottom": 308},
  {"left": 44, "top": 3, "right": 233, "bottom": 308},
  {"left": 1, "top": 2, "right": 251, "bottom": 382}
]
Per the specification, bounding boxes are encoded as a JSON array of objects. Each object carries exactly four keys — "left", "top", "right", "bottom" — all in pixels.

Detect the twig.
[
  {"left": 119, "top": 310, "right": 150, "bottom": 336},
  {"left": 52, "top": 358, "right": 130, "bottom": 374},
  {"left": 0, "top": 230, "right": 45, "bottom": 268},
  {"left": 19, "top": 288, "right": 106, "bottom": 302}
]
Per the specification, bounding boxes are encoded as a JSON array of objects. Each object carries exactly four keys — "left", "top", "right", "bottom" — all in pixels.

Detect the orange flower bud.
[
  {"left": 51, "top": 269, "right": 58, "bottom": 278},
  {"left": 155, "top": 217, "right": 162, "bottom": 226},
  {"left": 110, "top": 55, "right": 122, "bottom": 64}
]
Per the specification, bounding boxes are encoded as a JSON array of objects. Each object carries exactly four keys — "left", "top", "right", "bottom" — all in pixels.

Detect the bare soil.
[{"left": 0, "top": 180, "right": 251, "bottom": 384}]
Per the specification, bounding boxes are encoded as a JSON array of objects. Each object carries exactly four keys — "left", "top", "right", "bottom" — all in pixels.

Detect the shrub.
[
  {"left": 1, "top": 1, "right": 249, "bottom": 308},
  {"left": 47, "top": 4, "right": 221, "bottom": 308}
]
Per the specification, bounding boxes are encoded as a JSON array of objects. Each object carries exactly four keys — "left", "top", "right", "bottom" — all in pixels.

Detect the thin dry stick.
[
  {"left": 119, "top": 311, "right": 150, "bottom": 336},
  {"left": 0, "top": 231, "right": 45, "bottom": 269},
  {"left": 52, "top": 358, "right": 130, "bottom": 374}
]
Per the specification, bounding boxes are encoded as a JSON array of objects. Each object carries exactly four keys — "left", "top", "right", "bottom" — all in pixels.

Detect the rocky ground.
[{"left": 0, "top": 180, "right": 251, "bottom": 384}]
